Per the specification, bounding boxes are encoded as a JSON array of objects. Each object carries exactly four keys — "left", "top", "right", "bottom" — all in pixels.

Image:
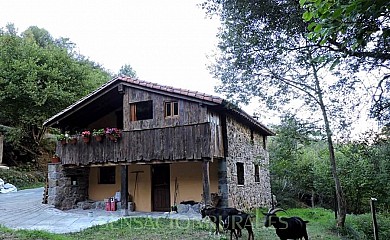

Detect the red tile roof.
[{"left": 118, "top": 76, "right": 224, "bottom": 105}]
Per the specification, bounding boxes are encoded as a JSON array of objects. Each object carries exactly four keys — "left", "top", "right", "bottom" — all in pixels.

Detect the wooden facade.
[{"left": 57, "top": 122, "right": 224, "bottom": 165}]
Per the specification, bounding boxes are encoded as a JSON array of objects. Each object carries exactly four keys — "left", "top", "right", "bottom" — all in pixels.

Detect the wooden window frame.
[
  {"left": 236, "top": 162, "right": 245, "bottom": 185},
  {"left": 98, "top": 166, "right": 116, "bottom": 184},
  {"left": 165, "top": 101, "right": 179, "bottom": 118},
  {"left": 130, "top": 100, "right": 153, "bottom": 121}
]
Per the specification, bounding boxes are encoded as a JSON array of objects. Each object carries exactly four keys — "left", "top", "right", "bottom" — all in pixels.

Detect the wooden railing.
[{"left": 56, "top": 122, "right": 223, "bottom": 166}]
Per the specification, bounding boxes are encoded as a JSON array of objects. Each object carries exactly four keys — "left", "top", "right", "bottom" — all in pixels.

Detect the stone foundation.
[
  {"left": 48, "top": 164, "right": 89, "bottom": 210},
  {"left": 176, "top": 203, "right": 201, "bottom": 214},
  {"left": 77, "top": 200, "right": 105, "bottom": 210}
]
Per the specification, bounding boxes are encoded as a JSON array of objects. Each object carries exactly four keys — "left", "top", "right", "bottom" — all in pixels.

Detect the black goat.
[
  {"left": 200, "top": 206, "right": 242, "bottom": 236},
  {"left": 263, "top": 208, "right": 309, "bottom": 240},
  {"left": 223, "top": 213, "right": 254, "bottom": 240}
]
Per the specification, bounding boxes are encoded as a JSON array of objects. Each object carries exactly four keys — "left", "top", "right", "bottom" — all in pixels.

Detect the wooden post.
[
  {"left": 202, "top": 159, "right": 211, "bottom": 206},
  {"left": 0, "top": 134, "right": 3, "bottom": 165},
  {"left": 121, "top": 165, "right": 129, "bottom": 216},
  {"left": 370, "top": 197, "right": 379, "bottom": 240},
  {"left": 334, "top": 190, "right": 338, "bottom": 219}
]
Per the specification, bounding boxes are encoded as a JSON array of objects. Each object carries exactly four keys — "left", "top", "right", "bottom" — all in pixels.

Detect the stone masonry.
[
  {"left": 224, "top": 116, "right": 272, "bottom": 211},
  {"left": 48, "top": 163, "right": 89, "bottom": 210}
]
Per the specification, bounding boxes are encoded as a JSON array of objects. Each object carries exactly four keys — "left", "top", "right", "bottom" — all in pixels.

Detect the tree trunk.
[
  {"left": 313, "top": 69, "right": 347, "bottom": 227},
  {"left": 311, "top": 189, "right": 315, "bottom": 208}
]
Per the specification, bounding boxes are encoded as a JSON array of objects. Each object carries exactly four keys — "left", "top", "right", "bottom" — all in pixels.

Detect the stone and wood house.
[{"left": 43, "top": 76, "right": 274, "bottom": 213}]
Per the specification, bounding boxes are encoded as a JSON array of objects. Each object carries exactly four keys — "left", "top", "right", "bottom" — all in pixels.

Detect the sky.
[
  {"left": 0, "top": 0, "right": 222, "bottom": 97},
  {"left": 0, "top": 1, "right": 379, "bottom": 135}
]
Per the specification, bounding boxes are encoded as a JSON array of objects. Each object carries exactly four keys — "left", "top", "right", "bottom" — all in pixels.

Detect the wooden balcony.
[{"left": 56, "top": 122, "right": 224, "bottom": 166}]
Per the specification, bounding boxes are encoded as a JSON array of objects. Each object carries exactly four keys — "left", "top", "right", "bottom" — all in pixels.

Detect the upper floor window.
[
  {"left": 130, "top": 100, "right": 153, "bottom": 121},
  {"left": 165, "top": 101, "right": 179, "bottom": 118}
]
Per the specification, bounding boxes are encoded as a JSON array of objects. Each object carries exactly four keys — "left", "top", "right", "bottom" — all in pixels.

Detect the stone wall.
[
  {"left": 225, "top": 116, "right": 271, "bottom": 211},
  {"left": 48, "top": 163, "right": 89, "bottom": 210}
]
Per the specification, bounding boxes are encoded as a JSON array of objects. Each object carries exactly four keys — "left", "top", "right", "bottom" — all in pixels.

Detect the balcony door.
[{"left": 152, "top": 164, "right": 170, "bottom": 212}]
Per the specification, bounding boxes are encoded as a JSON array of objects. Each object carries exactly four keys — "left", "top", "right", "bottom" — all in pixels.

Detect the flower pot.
[
  {"left": 60, "top": 140, "right": 67, "bottom": 145},
  {"left": 82, "top": 137, "right": 90, "bottom": 143},
  {"left": 94, "top": 135, "right": 103, "bottom": 142},
  {"left": 51, "top": 156, "right": 60, "bottom": 163},
  {"left": 69, "top": 138, "right": 77, "bottom": 145},
  {"left": 107, "top": 134, "right": 117, "bottom": 142}
]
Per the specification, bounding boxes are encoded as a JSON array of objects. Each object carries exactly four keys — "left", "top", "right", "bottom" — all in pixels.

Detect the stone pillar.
[
  {"left": 218, "top": 158, "right": 229, "bottom": 208},
  {"left": 47, "top": 163, "right": 62, "bottom": 207},
  {"left": 47, "top": 163, "right": 89, "bottom": 210}
]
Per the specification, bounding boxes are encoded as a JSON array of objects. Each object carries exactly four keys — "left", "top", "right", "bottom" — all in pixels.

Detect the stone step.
[{"left": 0, "top": 165, "right": 9, "bottom": 170}]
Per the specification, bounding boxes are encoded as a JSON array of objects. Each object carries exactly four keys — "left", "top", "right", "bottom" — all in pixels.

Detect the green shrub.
[
  {"left": 0, "top": 167, "right": 45, "bottom": 189},
  {"left": 342, "top": 213, "right": 390, "bottom": 239}
]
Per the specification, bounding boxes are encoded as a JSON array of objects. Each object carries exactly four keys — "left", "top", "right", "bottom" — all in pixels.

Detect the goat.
[
  {"left": 200, "top": 206, "right": 242, "bottom": 236},
  {"left": 223, "top": 212, "right": 254, "bottom": 240},
  {"left": 263, "top": 207, "right": 309, "bottom": 240}
]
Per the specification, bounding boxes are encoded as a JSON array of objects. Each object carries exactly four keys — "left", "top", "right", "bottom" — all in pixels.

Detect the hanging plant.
[
  {"left": 105, "top": 128, "right": 121, "bottom": 142},
  {"left": 69, "top": 135, "right": 78, "bottom": 145},
  {"left": 81, "top": 130, "right": 91, "bottom": 143},
  {"left": 57, "top": 132, "right": 70, "bottom": 145},
  {"left": 92, "top": 128, "right": 105, "bottom": 142}
]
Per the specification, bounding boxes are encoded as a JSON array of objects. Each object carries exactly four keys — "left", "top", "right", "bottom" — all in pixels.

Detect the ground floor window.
[
  {"left": 236, "top": 162, "right": 245, "bottom": 185},
  {"left": 254, "top": 164, "right": 260, "bottom": 183},
  {"left": 99, "top": 166, "right": 116, "bottom": 184}
]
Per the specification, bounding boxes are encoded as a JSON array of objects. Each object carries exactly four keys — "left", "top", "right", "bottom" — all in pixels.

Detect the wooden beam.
[
  {"left": 121, "top": 165, "right": 129, "bottom": 216},
  {"left": 202, "top": 159, "right": 211, "bottom": 206},
  {"left": 0, "top": 134, "right": 3, "bottom": 165}
]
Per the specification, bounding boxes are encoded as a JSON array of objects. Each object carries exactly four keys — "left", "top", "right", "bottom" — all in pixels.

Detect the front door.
[{"left": 152, "top": 164, "right": 171, "bottom": 212}]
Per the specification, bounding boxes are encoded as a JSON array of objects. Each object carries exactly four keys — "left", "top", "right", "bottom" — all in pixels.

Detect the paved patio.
[{"left": 0, "top": 187, "right": 201, "bottom": 234}]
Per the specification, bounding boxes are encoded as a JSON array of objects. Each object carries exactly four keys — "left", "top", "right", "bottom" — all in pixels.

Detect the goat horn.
[
  {"left": 269, "top": 208, "right": 286, "bottom": 215},
  {"left": 267, "top": 207, "right": 275, "bottom": 213}
]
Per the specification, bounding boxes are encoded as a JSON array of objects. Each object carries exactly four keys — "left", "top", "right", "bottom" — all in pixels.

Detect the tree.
[
  {"left": 118, "top": 64, "right": 137, "bottom": 78},
  {"left": 300, "top": 0, "right": 390, "bottom": 123},
  {"left": 202, "top": 0, "right": 367, "bottom": 227},
  {"left": 270, "top": 117, "right": 390, "bottom": 213},
  {"left": 300, "top": 0, "right": 389, "bottom": 62},
  {"left": 0, "top": 24, "right": 110, "bottom": 162},
  {"left": 269, "top": 114, "right": 321, "bottom": 207}
]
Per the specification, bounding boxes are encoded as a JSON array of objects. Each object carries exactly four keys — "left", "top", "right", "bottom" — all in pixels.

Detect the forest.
[{"left": 269, "top": 114, "right": 390, "bottom": 214}]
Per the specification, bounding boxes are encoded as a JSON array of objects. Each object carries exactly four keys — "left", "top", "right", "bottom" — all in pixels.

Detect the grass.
[
  {"left": 0, "top": 208, "right": 347, "bottom": 240},
  {"left": 0, "top": 226, "right": 68, "bottom": 240}
]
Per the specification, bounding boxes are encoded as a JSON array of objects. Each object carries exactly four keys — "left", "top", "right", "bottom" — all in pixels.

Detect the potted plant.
[
  {"left": 57, "top": 132, "right": 70, "bottom": 145},
  {"left": 52, "top": 154, "right": 60, "bottom": 163},
  {"left": 69, "top": 134, "right": 78, "bottom": 145},
  {"left": 81, "top": 130, "right": 91, "bottom": 143},
  {"left": 105, "top": 128, "right": 121, "bottom": 142},
  {"left": 92, "top": 128, "right": 105, "bottom": 142}
]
